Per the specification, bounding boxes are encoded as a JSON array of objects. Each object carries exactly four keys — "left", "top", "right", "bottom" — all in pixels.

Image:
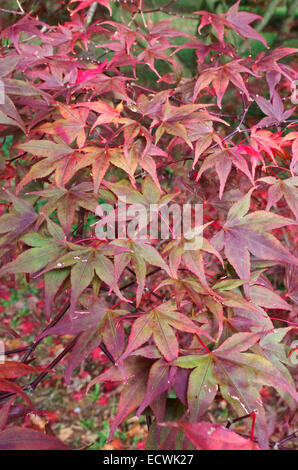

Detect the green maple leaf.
[{"left": 175, "top": 331, "right": 298, "bottom": 449}]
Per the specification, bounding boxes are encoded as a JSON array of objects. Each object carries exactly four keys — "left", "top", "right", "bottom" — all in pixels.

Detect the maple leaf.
[
  {"left": 259, "top": 176, "right": 298, "bottom": 220},
  {"left": 212, "top": 190, "right": 298, "bottom": 289},
  {"left": 249, "top": 128, "right": 282, "bottom": 163},
  {"left": 285, "top": 248, "right": 298, "bottom": 304},
  {"left": 28, "top": 183, "right": 98, "bottom": 236},
  {"left": 37, "top": 294, "right": 127, "bottom": 383},
  {"left": 15, "top": 138, "right": 73, "bottom": 192},
  {"left": 193, "top": 60, "right": 254, "bottom": 108},
  {"left": 37, "top": 102, "right": 89, "bottom": 148},
  {"left": 158, "top": 275, "right": 263, "bottom": 344},
  {"left": 282, "top": 131, "right": 298, "bottom": 175},
  {"left": 75, "top": 60, "right": 107, "bottom": 84},
  {"left": 108, "top": 238, "right": 170, "bottom": 306},
  {"left": 0, "top": 14, "right": 49, "bottom": 53},
  {"left": 62, "top": 13, "right": 108, "bottom": 51},
  {"left": 172, "top": 39, "right": 218, "bottom": 65},
  {"left": 209, "top": 279, "right": 265, "bottom": 340},
  {"left": 73, "top": 100, "right": 123, "bottom": 131},
  {"left": 0, "top": 398, "right": 15, "bottom": 432},
  {"left": 15, "top": 139, "right": 73, "bottom": 161},
  {"left": 38, "top": 244, "right": 129, "bottom": 318},
  {"left": 0, "top": 232, "right": 67, "bottom": 278},
  {"left": 152, "top": 99, "right": 207, "bottom": 148},
  {"left": 137, "top": 38, "right": 178, "bottom": 78},
  {"left": 103, "top": 175, "right": 162, "bottom": 207},
  {"left": 163, "top": 232, "right": 223, "bottom": 290},
  {"left": 121, "top": 300, "right": 212, "bottom": 363},
  {"left": 0, "top": 55, "right": 19, "bottom": 78},
  {"left": 195, "top": 1, "right": 267, "bottom": 48},
  {"left": 0, "top": 95, "right": 25, "bottom": 133},
  {"left": 37, "top": 297, "right": 110, "bottom": 340},
  {"left": 94, "top": 178, "right": 177, "bottom": 305},
  {"left": 136, "top": 359, "right": 177, "bottom": 417},
  {"left": 136, "top": 90, "right": 171, "bottom": 119},
  {"left": 0, "top": 362, "right": 49, "bottom": 380},
  {"left": 254, "top": 91, "right": 295, "bottom": 128},
  {"left": 81, "top": 146, "right": 128, "bottom": 194},
  {"left": 88, "top": 119, "right": 158, "bottom": 189},
  {"left": 146, "top": 17, "right": 191, "bottom": 42},
  {"left": 87, "top": 73, "right": 132, "bottom": 102},
  {"left": 2, "top": 78, "right": 49, "bottom": 102},
  {"left": 165, "top": 114, "right": 227, "bottom": 162},
  {"left": 87, "top": 356, "right": 150, "bottom": 438},
  {"left": 26, "top": 57, "right": 77, "bottom": 92},
  {"left": 259, "top": 327, "right": 296, "bottom": 411},
  {"left": 69, "top": 0, "right": 112, "bottom": 16},
  {"left": 165, "top": 421, "right": 261, "bottom": 450},
  {"left": 117, "top": 117, "right": 152, "bottom": 159},
  {"left": 175, "top": 331, "right": 298, "bottom": 449},
  {"left": 98, "top": 176, "right": 177, "bottom": 242},
  {"left": 192, "top": 126, "right": 224, "bottom": 168},
  {"left": 154, "top": 277, "right": 204, "bottom": 310},
  {"left": 196, "top": 11, "right": 230, "bottom": 44},
  {"left": 235, "top": 143, "right": 263, "bottom": 179},
  {"left": 44, "top": 268, "right": 69, "bottom": 320},
  {"left": 195, "top": 146, "right": 254, "bottom": 199},
  {"left": 100, "top": 21, "right": 143, "bottom": 56},
  {"left": 249, "top": 284, "right": 291, "bottom": 311},
  {"left": 226, "top": 1, "right": 267, "bottom": 47},
  {"left": 0, "top": 427, "right": 70, "bottom": 450},
  {"left": 252, "top": 47, "right": 298, "bottom": 80},
  {"left": 64, "top": 294, "right": 127, "bottom": 384},
  {"left": 0, "top": 190, "right": 38, "bottom": 254},
  {"left": 15, "top": 139, "right": 102, "bottom": 192},
  {"left": 0, "top": 380, "right": 33, "bottom": 409}
]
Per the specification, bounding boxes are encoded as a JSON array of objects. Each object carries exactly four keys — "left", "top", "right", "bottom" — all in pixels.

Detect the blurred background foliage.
[
  {"left": 1, "top": 1, "right": 296, "bottom": 83},
  {"left": 0, "top": 0, "right": 297, "bottom": 40}
]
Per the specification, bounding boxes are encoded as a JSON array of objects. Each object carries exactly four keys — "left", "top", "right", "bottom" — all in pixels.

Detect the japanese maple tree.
[{"left": 0, "top": 0, "right": 297, "bottom": 451}]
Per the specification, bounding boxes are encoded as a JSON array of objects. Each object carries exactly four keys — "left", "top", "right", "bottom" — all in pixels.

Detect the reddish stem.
[
  {"left": 269, "top": 317, "right": 298, "bottom": 327},
  {"left": 73, "top": 237, "right": 105, "bottom": 244},
  {"left": 288, "top": 346, "right": 298, "bottom": 357},
  {"left": 195, "top": 334, "right": 210, "bottom": 353},
  {"left": 250, "top": 411, "right": 257, "bottom": 442}
]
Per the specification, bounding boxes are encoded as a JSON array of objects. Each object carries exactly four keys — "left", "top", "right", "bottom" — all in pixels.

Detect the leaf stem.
[
  {"left": 250, "top": 410, "right": 257, "bottom": 442},
  {"left": 194, "top": 333, "right": 210, "bottom": 353}
]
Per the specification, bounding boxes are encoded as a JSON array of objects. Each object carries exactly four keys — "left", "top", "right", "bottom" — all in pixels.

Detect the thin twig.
[
  {"left": 29, "top": 336, "right": 79, "bottom": 391},
  {"left": 86, "top": 2, "right": 98, "bottom": 27},
  {"left": 0, "top": 335, "right": 78, "bottom": 402},
  {"left": 98, "top": 342, "right": 115, "bottom": 364},
  {"left": 0, "top": 346, "right": 30, "bottom": 356},
  {"left": 0, "top": 6, "right": 24, "bottom": 15},
  {"left": 21, "top": 300, "right": 70, "bottom": 363}
]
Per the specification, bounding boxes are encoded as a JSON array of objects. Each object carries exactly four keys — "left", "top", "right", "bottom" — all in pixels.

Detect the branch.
[
  {"left": 21, "top": 300, "right": 70, "bottom": 363},
  {"left": 281, "top": 0, "right": 298, "bottom": 32},
  {"left": 227, "top": 414, "right": 298, "bottom": 449},
  {"left": 98, "top": 342, "right": 115, "bottom": 364},
  {"left": 29, "top": 335, "right": 79, "bottom": 391},
  {"left": 0, "top": 335, "right": 79, "bottom": 403},
  {"left": 86, "top": 2, "right": 98, "bottom": 26},
  {"left": 255, "top": 0, "right": 282, "bottom": 33},
  {"left": 0, "top": 0, "right": 24, "bottom": 15}
]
